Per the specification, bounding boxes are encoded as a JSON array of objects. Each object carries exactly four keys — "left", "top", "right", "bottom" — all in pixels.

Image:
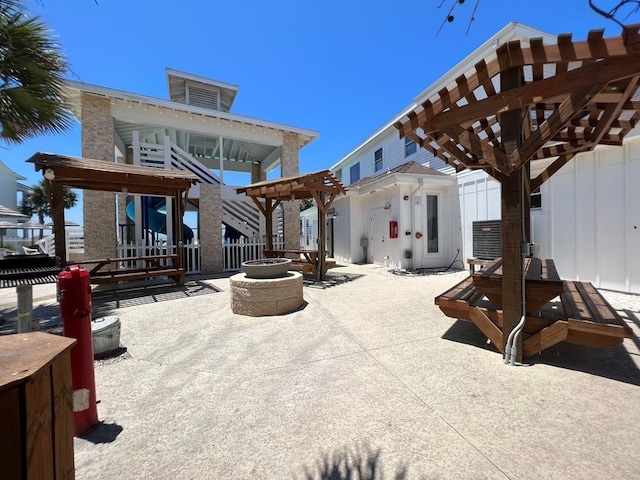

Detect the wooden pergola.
[
  {"left": 27, "top": 152, "right": 198, "bottom": 270},
  {"left": 395, "top": 25, "right": 640, "bottom": 360},
  {"left": 236, "top": 170, "right": 347, "bottom": 281}
]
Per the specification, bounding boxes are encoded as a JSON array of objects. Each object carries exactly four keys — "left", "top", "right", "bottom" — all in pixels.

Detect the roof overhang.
[
  {"left": 62, "top": 80, "right": 319, "bottom": 149},
  {"left": 349, "top": 172, "right": 455, "bottom": 195},
  {"left": 27, "top": 152, "right": 197, "bottom": 196},
  {"left": 236, "top": 170, "right": 347, "bottom": 202}
]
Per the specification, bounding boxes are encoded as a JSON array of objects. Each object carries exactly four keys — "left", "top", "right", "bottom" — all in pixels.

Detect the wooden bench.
[
  {"left": 435, "top": 274, "right": 633, "bottom": 357},
  {"left": 561, "top": 281, "right": 633, "bottom": 349},
  {"left": 71, "top": 254, "right": 185, "bottom": 285}
]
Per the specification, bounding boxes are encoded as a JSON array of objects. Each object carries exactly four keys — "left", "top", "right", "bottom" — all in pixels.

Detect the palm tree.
[
  {"left": 0, "top": 0, "right": 71, "bottom": 143},
  {"left": 19, "top": 180, "right": 77, "bottom": 238}
]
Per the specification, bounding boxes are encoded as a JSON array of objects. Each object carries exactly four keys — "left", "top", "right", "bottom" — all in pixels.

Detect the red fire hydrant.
[{"left": 58, "top": 265, "right": 99, "bottom": 436}]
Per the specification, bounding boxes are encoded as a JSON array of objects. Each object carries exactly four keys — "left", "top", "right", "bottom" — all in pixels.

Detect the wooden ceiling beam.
[
  {"left": 588, "top": 75, "right": 640, "bottom": 145},
  {"left": 420, "top": 56, "right": 640, "bottom": 135},
  {"left": 497, "top": 24, "right": 640, "bottom": 70},
  {"left": 533, "top": 141, "right": 594, "bottom": 160},
  {"left": 440, "top": 125, "right": 505, "bottom": 170},
  {"left": 531, "top": 153, "right": 576, "bottom": 191},
  {"left": 512, "top": 83, "right": 605, "bottom": 170},
  {"left": 428, "top": 131, "right": 476, "bottom": 167},
  {"left": 568, "top": 117, "right": 635, "bottom": 130}
]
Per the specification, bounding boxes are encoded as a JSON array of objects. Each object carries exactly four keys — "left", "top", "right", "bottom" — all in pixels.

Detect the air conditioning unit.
[{"left": 472, "top": 220, "right": 501, "bottom": 260}]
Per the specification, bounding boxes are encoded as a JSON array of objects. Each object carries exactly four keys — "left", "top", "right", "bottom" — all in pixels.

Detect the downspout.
[{"left": 409, "top": 177, "right": 423, "bottom": 250}]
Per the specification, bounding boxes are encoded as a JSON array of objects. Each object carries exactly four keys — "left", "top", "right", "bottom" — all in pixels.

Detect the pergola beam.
[
  {"left": 417, "top": 56, "right": 640, "bottom": 136},
  {"left": 237, "top": 170, "right": 346, "bottom": 282}
]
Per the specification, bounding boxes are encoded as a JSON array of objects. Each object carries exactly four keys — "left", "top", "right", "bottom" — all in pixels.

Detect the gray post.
[{"left": 16, "top": 285, "right": 35, "bottom": 332}]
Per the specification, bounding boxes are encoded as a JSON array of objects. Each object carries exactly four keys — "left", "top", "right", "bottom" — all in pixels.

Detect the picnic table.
[
  {"left": 472, "top": 257, "right": 565, "bottom": 314},
  {"left": 435, "top": 257, "right": 632, "bottom": 357},
  {"left": 71, "top": 254, "right": 185, "bottom": 284},
  {"left": 263, "top": 249, "right": 336, "bottom": 279}
]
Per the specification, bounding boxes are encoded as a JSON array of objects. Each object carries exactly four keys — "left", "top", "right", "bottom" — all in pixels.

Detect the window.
[
  {"left": 374, "top": 148, "right": 383, "bottom": 172},
  {"left": 531, "top": 188, "right": 542, "bottom": 209},
  {"left": 427, "top": 195, "right": 439, "bottom": 253},
  {"left": 404, "top": 137, "right": 417, "bottom": 157},
  {"left": 334, "top": 168, "right": 342, "bottom": 181},
  {"left": 350, "top": 163, "right": 360, "bottom": 184}
]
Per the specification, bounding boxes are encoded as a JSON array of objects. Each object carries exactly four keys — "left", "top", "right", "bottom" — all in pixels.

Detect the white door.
[{"left": 370, "top": 209, "right": 388, "bottom": 264}]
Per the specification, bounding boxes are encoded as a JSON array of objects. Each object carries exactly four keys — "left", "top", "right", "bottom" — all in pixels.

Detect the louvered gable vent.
[{"left": 186, "top": 82, "right": 220, "bottom": 111}]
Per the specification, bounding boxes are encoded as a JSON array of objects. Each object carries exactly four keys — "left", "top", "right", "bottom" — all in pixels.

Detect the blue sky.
[{"left": 4, "top": 0, "right": 636, "bottom": 225}]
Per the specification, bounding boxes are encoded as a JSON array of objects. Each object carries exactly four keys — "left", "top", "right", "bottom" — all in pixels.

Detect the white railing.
[
  {"left": 33, "top": 228, "right": 85, "bottom": 260},
  {"left": 223, "top": 235, "right": 284, "bottom": 272},
  {"left": 138, "top": 138, "right": 221, "bottom": 185},
  {"left": 136, "top": 136, "right": 263, "bottom": 238},
  {"left": 115, "top": 240, "right": 200, "bottom": 275}
]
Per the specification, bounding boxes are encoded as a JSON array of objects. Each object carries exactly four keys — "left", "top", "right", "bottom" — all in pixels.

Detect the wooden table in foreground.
[{"left": 0, "top": 332, "right": 77, "bottom": 479}]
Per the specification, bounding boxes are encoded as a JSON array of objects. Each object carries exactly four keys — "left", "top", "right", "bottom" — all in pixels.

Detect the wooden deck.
[{"left": 435, "top": 260, "right": 632, "bottom": 358}]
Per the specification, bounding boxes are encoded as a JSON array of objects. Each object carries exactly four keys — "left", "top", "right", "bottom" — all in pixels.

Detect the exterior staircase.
[{"left": 133, "top": 133, "right": 276, "bottom": 239}]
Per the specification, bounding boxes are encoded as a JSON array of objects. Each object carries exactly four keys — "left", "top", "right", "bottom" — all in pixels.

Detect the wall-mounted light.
[
  {"left": 44, "top": 168, "right": 55, "bottom": 180},
  {"left": 122, "top": 187, "right": 128, "bottom": 196},
  {"left": 384, "top": 202, "right": 391, "bottom": 210}
]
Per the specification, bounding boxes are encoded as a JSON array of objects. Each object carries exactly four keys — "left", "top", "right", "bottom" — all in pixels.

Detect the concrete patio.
[{"left": 3, "top": 263, "right": 640, "bottom": 479}]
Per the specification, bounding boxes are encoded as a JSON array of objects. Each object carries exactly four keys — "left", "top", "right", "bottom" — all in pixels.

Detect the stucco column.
[
  {"left": 251, "top": 163, "right": 266, "bottom": 184},
  {"left": 281, "top": 132, "right": 300, "bottom": 250},
  {"left": 200, "top": 183, "right": 223, "bottom": 273},
  {"left": 81, "top": 93, "right": 116, "bottom": 261}
]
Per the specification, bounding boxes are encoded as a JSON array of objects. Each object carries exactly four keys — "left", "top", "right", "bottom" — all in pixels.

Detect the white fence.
[
  {"left": 223, "top": 236, "right": 284, "bottom": 272},
  {"left": 116, "top": 241, "right": 201, "bottom": 274}
]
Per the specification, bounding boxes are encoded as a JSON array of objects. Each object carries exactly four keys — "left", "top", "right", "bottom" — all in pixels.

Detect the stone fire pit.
[
  {"left": 241, "top": 258, "right": 291, "bottom": 279},
  {"left": 231, "top": 259, "right": 303, "bottom": 316}
]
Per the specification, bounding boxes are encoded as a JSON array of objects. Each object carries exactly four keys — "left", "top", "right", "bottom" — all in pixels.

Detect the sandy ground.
[{"left": 1, "top": 264, "right": 639, "bottom": 479}]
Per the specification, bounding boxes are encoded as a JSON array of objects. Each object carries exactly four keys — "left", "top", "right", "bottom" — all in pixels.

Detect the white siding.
[
  {"left": 457, "top": 135, "right": 640, "bottom": 293},
  {"left": 338, "top": 130, "right": 438, "bottom": 186}
]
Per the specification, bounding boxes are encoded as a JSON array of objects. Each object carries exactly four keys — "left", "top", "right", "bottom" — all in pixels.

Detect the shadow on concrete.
[
  {"left": 79, "top": 422, "right": 123, "bottom": 444},
  {"left": 92, "top": 279, "right": 221, "bottom": 316},
  {"left": 442, "top": 319, "right": 640, "bottom": 386},
  {"left": 296, "top": 444, "right": 408, "bottom": 480},
  {"left": 304, "top": 273, "right": 364, "bottom": 290},
  {"left": 390, "top": 267, "right": 466, "bottom": 277},
  {"left": 620, "top": 309, "right": 640, "bottom": 352},
  {"left": 0, "top": 302, "right": 61, "bottom": 335}
]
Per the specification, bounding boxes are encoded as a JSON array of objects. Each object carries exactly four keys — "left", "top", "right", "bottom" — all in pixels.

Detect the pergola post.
[
  {"left": 50, "top": 181, "right": 67, "bottom": 266},
  {"left": 317, "top": 191, "right": 326, "bottom": 282},
  {"left": 500, "top": 67, "right": 525, "bottom": 362},
  {"left": 265, "top": 199, "right": 274, "bottom": 251}
]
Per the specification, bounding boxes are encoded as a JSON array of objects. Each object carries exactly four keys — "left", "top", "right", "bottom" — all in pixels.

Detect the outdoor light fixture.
[
  {"left": 44, "top": 168, "right": 55, "bottom": 180},
  {"left": 122, "top": 187, "right": 128, "bottom": 196}
]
